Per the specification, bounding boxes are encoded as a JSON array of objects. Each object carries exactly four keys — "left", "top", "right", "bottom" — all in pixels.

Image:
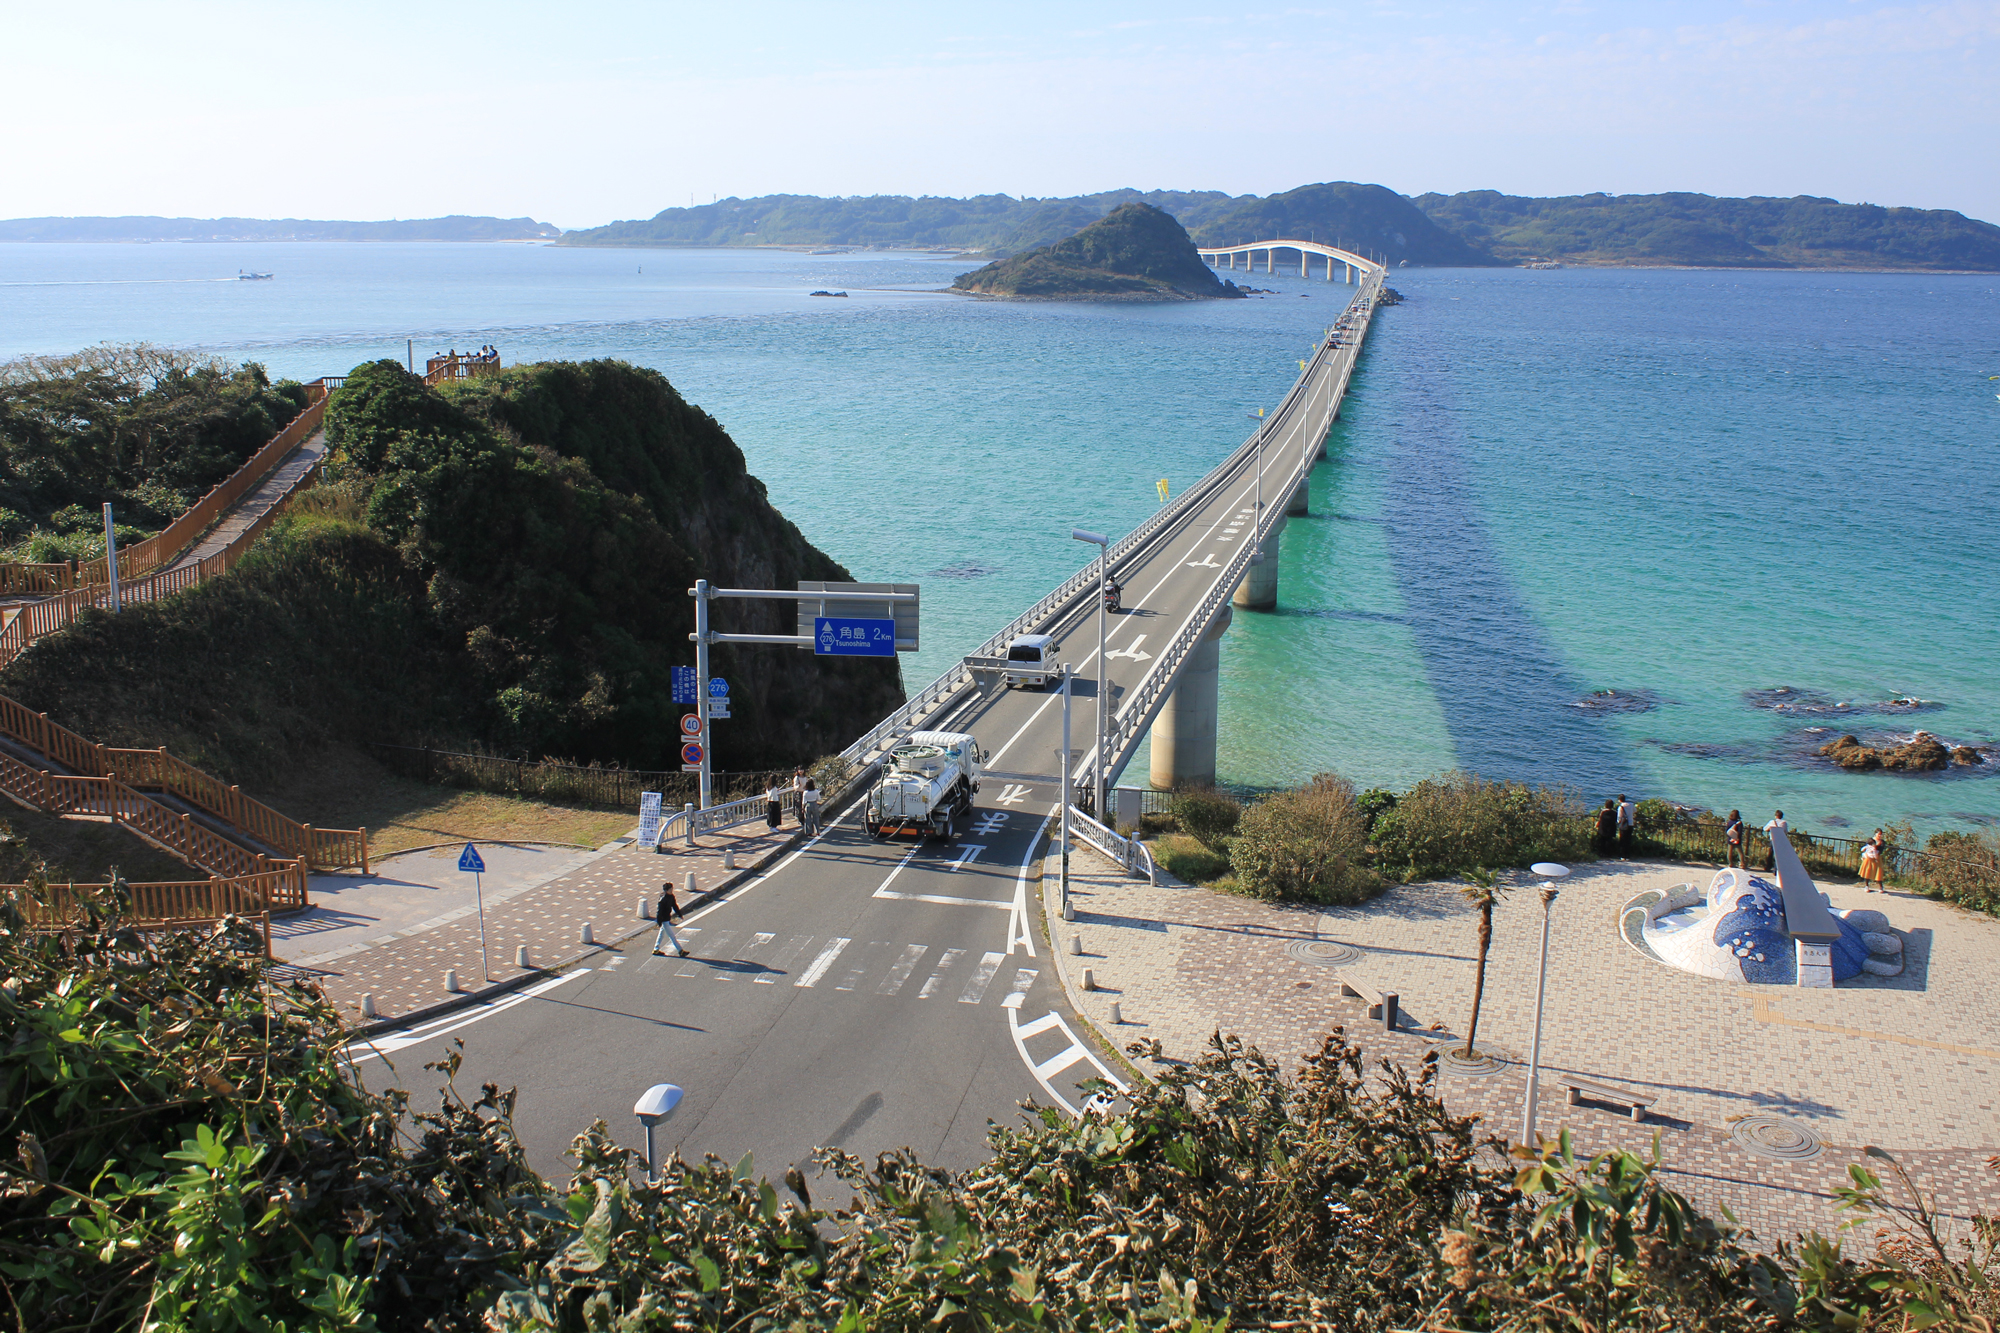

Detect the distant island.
[
  {"left": 559, "top": 183, "right": 2000, "bottom": 272},
  {"left": 953, "top": 203, "right": 1244, "bottom": 300},
  {"left": 0, "top": 215, "right": 561, "bottom": 243}
]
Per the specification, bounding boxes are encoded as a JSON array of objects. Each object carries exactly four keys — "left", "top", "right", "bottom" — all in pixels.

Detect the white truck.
[{"left": 864, "top": 729, "right": 985, "bottom": 841}]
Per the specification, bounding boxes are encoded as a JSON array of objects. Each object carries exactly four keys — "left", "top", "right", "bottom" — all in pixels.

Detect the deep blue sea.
[{"left": 3, "top": 242, "right": 1995, "bottom": 836}]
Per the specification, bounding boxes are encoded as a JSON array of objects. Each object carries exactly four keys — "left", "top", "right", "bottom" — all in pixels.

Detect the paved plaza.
[{"left": 1047, "top": 846, "right": 2000, "bottom": 1246}]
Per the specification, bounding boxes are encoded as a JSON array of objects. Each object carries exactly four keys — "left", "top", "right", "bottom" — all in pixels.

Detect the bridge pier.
[
  {"left": 1300, "top": 250, "right": 1308, "bottom": 278},
  {"left": 1149, "top": 606, "right": 1231, "bottom": 790},
  {"left": 1233, "top": 514, "right": 1287, "bottom": 610},
  {"left": 1285, "top": 481, "right": 1309, "bottom": 516}
]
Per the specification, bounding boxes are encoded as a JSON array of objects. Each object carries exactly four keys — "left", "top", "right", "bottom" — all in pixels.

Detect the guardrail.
[
  {"left": 836, "top": 284, "right": 1380, "bottom": 773},
  {"left": 1067, "top": 803, "right": 1156, "bottom": 882},
  {"left": 658, "top": 787, "right": 802, "bottom": 845},
  {"left": 9, "top": 868, "right": 305, "bottom": 927}
]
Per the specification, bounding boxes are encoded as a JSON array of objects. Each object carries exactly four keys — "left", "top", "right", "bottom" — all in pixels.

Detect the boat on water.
[{"left": 237, "top": 270, "right": 273, "bottom": 280}]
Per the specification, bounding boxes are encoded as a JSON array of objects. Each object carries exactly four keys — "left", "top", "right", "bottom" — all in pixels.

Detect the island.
[{"left": 951, "top": 203, "right": 1244, "bottom": 300}]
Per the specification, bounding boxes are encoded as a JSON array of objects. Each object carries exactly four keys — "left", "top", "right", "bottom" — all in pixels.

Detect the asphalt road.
[{"left": 351, "top": 313, "right": 1360, "bottom": 1185}]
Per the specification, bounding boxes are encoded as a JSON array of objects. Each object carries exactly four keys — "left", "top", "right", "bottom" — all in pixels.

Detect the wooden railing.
[
  {"left": 0, "top": 696, "right": 366, "bottom": 871},
  {"left": 0, "top": 563, "right": 76, "bottom": 597},
  {"left": 10, "top": 865, "right": 306, "bottom": 925},
  {"left": 424, "top": 353, "right": 499, "bottom": 384}
]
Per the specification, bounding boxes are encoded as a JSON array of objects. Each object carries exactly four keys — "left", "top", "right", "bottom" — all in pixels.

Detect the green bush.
[
  {"left": 1229, "top": 772, "right": 1378, "bottom": 904},
  {"left": 1371, "top": 770, "right": 1590, "bottom": 880},
  {"left": 1357, "top": 785, "right": 1397, "bottom": 836},
  {"left": 1170, "top": 785, "right": 1242, "bottom": 853},
  {"left": 1920, "top": 829, "right": 2000, "bottom": 913},
  {"left": 1154, "top": 832, "right": 1231, "bottom": 885}
]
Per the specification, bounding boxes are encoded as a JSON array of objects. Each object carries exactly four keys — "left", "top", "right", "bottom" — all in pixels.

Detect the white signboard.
[{"left": 638, "top": 790, "right": 663, "bottom": 846}]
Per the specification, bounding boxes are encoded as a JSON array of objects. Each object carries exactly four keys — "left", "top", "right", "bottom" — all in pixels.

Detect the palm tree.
[{"left": 1457, "top": 867, "right": 1509, "bottom": 1058}]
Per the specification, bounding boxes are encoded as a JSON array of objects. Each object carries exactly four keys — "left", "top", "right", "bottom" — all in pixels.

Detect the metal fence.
[{"left": 366, "top": 743, "right": 794, "bottom": 810}]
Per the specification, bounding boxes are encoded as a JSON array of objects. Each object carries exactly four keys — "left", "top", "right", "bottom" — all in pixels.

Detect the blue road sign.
[
  {"left": 458, "top": 843, "right": 486, "bottom": 873},
  {"left": 709, "top": 676, "right": 729, "bottom": 698},
  {"left": 814, "top": 616, "right": 896, "bottom": 657},
  {"left": 671, "top": 665, "right": 698, "bottom": 704}
]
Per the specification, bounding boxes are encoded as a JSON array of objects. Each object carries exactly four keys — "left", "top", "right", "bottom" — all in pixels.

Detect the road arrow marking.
[
  {"left": 948, "top": 844, "right": 986, "bottom": 870},
  {"left": 1186, "top": 553, "right": 1220, "bottom": 569},
  {"left": 1106, "top": 636, "right": 1151, "bottom": 662},
  {"left": 994, "top": 785, "right": 1032, "bottom": 807}
]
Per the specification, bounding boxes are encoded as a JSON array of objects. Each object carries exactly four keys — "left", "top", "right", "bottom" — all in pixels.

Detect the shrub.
[
  {"left": 1229, "top": 772, "right": 1378, "bottom": 904},
  {"left": 1357, "top": 785, "right": 1398, "bottom": 836},
  {"left": 1154, "top": 832, "right": 1231, "bottom": 885},
  {"left": 1920, "top": 829, "right": 2000, "bottom": 913},
  {"left": 1372, "top": 770, "right": 1590, "bottom": 880},
  {"left": 808, "top": 751, "right": 855, "bottom": 801},
  {"left": 1171, "top": 785, "right": 1242, "bottom": 853}
]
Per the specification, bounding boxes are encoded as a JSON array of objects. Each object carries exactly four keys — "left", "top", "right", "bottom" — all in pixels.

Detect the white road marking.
[
  {"left": 1034, "top": 1043, "right": 1092, "bottom": 1080},
  {"left": 716, "top": 932, "right": 774, "bottom": 980},
  {"left": 1009, "top": 812, "right": 1050, "bottom": 958},
  {"left": 759, "top": 934, "right": 812, "bottom": 982},
  {"left": 1005, "top": 968, "right": 1038, "bottom": 1006},
  {"left": 948, "top": 844, "right": 986, "bottom": 869},
  {"left": 918, "top": 948, "right": 966, "bottom": 997},
  {"left": 1185, "top": 553, "right": 1220, "bottom": 569},
  {"left": 346, "top": 968, "right": 590, "bottom": 1064},
  {"left": 1014, "top": 1011, "right": 1063, "bottom": 1039},
  {"left": 959, "top": 951, "right": 1003, "bottom": 1003},
  {"left": 873, "top": 889, "right": 1014, "bottom": 908},
  {"left": 867, "top": 840, "right": 925, "bottom": 901},
  {"left": 795, "top": 937, "right": 851, "bottom": 988},
  {"left": 1006, "top": 1008, "right": 1130, "bottom": 1118},
  {"left": 877, "top": 944, "right": 929, "bottom": 995},
  {"left": 836, "top": 944, "right": 887, "bottom": 991},
  {"left": 994, "top": 784, "right": 1032, "bottom": 806},
  {"left": 1105, "top": 635, "right": 1150, "bottom": 662},
  {"left": 678, "top": 930, "right": 733, "bottom": 976}
]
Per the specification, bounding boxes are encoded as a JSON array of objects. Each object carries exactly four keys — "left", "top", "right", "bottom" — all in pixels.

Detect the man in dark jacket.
[{"left": 652, "top": 882, "right": 689, "bottom": 956}]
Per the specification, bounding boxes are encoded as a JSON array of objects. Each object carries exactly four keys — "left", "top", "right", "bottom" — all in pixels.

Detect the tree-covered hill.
[
  {"left": 953, "top": 203, "right": 1242, "bottom": 300},
  {"left": 1414, "top": 190, "right": 2000, "bottom": 270},
  {"left": 1191, "top": 181, "right": 1503, "bottom": 267}
]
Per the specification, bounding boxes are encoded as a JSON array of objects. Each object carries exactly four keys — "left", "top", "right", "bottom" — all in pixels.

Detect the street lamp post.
[
  {"left": 633, "top": 1082, "right": 684, "bottom": 1183},
  {"left": 1521, "top": 863, "right": 1569, "bottom": 1145},
  {"left": 1058, "top": 664, "right": 1072, "bottom": 920},
  {"left": 1071, "top": 528, "right": 1110, "bottom": 818}
]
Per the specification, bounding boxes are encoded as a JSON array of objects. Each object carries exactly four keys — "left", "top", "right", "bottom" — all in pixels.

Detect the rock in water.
[
  {"left": 953, "top": 204, "right": 1245, "bottom": 301},
  {"left": 1952, "top": 746, "right": 1985, "bottom": 766},
  {"left": 1818, "top": 731, "right": 1954, "bottom": 771}
]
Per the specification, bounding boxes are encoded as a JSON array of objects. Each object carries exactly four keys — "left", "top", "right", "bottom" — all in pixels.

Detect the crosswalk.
[{"left": 637, "top": 927, "right": 1036, "bottom": 1006}]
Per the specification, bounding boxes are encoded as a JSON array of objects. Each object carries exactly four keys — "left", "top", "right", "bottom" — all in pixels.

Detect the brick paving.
[
  {"left": 272, "top": 819, "right": 807, "bottom": 1026},
  {"left": 1051, "top": 845, "right": 2000, "bottom": 1248}
]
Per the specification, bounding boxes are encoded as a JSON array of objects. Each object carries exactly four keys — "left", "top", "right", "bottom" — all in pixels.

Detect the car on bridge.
[{"left": 1002, "top": 634, "right": 1058, "bottom": 689}]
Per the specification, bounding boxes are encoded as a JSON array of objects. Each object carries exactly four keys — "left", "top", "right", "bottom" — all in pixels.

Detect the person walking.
[
  {"left": 651, "top": 881, "right": 688, "bottom": 956},
  {"left": 1860, "top": 829, "right": 1887, "bottom": 891},
  {"left": 1594, "top": 799, "right": 1617, "bottom": 857},
  {"left": 763, "top": 781, "right": 783, "bottom": 831},
  {"left": 800, "top": 776, "right": 822, "bottom": 835},
  {"left": 1615, "top": 794, "right": 1637, "bottom": 859},
  {"left": 1724, "top": 810, "right": 1745, "bottom": 868}
]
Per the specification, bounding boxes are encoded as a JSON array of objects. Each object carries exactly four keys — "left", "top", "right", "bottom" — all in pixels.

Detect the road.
[{"left": 351, "top": 313, "right": 1356, "bottom": 1184}]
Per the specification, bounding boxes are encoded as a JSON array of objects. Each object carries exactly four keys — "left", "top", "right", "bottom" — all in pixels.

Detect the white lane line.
[
  {"left": 1006, "top": 1008, "right": 1130, "bottom": 1118},
  {"left": 877, "top": 944, "right": 929, "bottom": 995},
  {"left": 347, "top": 968, "right": 590, "bottom": 1064},
  {"left": 1034, "top": 1043, "right": 1092, "bottom": 1080},
  {"left": 959, "top": 951, "right": 1003, "bottom": 1003},
  {"left": 1004, "top": 968, "right": 1039, "bottom": 1007},
  {"left": 868, "top": 840, "right": 925, "bottom": 900},
  {"left": 678, "top": 930, "right": 732, "bottom": 976},
  {"left": 795, "top": 937, "right": 851, "bottom": 988},
  {"left": 758, "top": 934, "right": 812, "bottom": 983},
  {"left": 918, "top": 947, "right": 965, "bottom": 998},
  {"left": 1009, "top": 811, "right": 1051, "bottom": 958},
  {"left": 716, "top": 932, "right": 774, "bottom": 980},
  {"left": 874, "top": 889, "right": 1014, "bottom": 908}
]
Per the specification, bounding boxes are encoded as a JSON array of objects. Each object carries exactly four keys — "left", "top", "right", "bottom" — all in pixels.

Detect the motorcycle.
[{"left": 1103, "top": 580, "right": 1123, "bottom": 613}]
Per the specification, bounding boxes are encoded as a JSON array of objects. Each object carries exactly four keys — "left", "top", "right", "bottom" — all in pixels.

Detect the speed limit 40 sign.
[{"left": 679, "top": 714, "right": 703, "bottom": 738}]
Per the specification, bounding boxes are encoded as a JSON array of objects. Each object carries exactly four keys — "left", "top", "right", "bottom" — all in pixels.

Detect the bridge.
[
  {"left": 371, "top": 254, "right": 1390, "bottom": 1181},
  {"left": 1199, "top": 238, "right": 1385, "bottom": 285}
]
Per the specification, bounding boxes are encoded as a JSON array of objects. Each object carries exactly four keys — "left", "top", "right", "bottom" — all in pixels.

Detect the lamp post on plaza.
[
  {"left": 1521, "top": 863, "right": 1569, "bottom": 1145},
  {"left": 1071, "top": 528, "right": 1110, "bottom": 819}
]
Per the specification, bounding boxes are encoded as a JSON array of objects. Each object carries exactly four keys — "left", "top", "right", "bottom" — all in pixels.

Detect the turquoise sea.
[{"left": 2, "top": 242, "right": 1995, "bottom": 836}]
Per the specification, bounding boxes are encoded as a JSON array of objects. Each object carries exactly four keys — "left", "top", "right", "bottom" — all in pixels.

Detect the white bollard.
[
  {"left": 1109, "top": 1001, "right": 1123, "bottom": 1024},
  {"left": 684, "top": 871, "right": 698, "bottom": 897},
  {"left": 1068, "top": 934, "right": 1082, "bottom": 956},
  {"left": 1080, "top": 967, "right": 1096, "bottom": 992},
  {"left": 638, "top": 897, "right": 650, "bottom": 918},
  {"left": 1062, "top": 899, "right": 1075, "bottom": 922},
  {"left": 444, "top": 969, "right": 460, "bottom": 994},
  {"left": 360, "top": 993, "right": 377, "bottom": 1019},
  {"left": 580, "top": 922, "right": 595, "bottom": 946},
  {"left": 515, "top": 945, "right": 530, "bottom": 968},
  {"left": 724, "top": 848, "right": 736, "bottom": 871}
]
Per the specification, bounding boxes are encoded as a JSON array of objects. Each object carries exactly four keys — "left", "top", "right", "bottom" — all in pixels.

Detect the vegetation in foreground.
[{"left": 4, "top": 892, "right": 1995, "bottom": 1331}]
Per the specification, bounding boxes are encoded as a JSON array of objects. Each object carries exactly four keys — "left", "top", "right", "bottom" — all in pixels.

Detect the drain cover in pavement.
[
  {"left": 1730, "top": 1115, "right": 1823, "bottom": 1161},
  {"left": 1287, "top": 940, "right": 1364, "bottom": 967},
  {"left": 1437, "top": 1046, "right": 1515, "bottom": 1078}
]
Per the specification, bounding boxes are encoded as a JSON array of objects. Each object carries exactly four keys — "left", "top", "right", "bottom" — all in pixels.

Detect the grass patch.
[
  {"left": 248, "top": 745, "right": 636, "bottom": 858},
  {"left": 0, "top": 807, "right": 196, "bottom": 884},
  {"left": 1151, "top": 833, "right": 1233, "bottom": 887}
]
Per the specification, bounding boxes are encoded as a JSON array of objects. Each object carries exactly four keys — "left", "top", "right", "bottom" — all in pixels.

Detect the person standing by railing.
[
  {"left": 800, "top": 777, "right": 822, "bottom": 835},
  {"left": 1860, "top": 829, "right": 1887, "bottom": 892},
  {"left": 1724, "top": 810, "right": 1746, "bottom": 868}
]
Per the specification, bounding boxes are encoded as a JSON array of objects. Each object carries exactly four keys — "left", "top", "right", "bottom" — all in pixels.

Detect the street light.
[
  {"left": 1058, "top": 664, "right": 1073, "bottom": 920},
  {"left": 633, "top": 1082, "right": 684, "bottom": 1183},
  {"left": 1521, "top": 863, "right": 1569, "bottom": 1145},
  {"left": 1071, "top": 528, "right": 1110, "bottom": 820}
]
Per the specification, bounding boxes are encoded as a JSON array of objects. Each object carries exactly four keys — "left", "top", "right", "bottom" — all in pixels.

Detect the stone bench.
[
  {"left": 1337, "top": 975, "right": 1398, "bottom": 1031},
  {"left": 1560, "top": 1075, "right": 1657, "bottom": 1123}
]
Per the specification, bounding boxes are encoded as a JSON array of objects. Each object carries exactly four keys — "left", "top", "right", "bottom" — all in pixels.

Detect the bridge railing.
[
  {"left": 837, "top": 278, "right": 1381, "bottom": 777},
  {"left": 1066, "top": 803, "right": 1156, "bottom": 882}
]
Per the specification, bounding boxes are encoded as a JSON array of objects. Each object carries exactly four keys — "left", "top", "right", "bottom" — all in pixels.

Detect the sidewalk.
[
  {"left": 1045, "top": 844, "right": 2000, "bottom": 1246},
  {"left": 274, "top": 818, "right": 808, "bottom": 1029}
]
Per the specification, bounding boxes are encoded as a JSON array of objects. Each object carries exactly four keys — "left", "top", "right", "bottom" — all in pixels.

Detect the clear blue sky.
[{"left": 6, "top": 1, "right": 1996, "bottom": 227}]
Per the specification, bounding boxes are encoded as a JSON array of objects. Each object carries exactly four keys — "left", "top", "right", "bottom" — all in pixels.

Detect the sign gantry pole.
[{"left": 693, "top": 580, "right": 712, "bottom": 810}]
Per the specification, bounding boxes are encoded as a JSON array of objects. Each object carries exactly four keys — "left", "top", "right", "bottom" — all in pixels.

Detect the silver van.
[{"left": 1003, "top": 634, "right": 1057, "bottom": 689}]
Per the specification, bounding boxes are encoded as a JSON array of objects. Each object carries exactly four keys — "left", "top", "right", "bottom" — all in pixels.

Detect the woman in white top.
[
  {"left": 763, "top": 783, "right": 783, "bottom": 830},
  {"left": 1859, "top": 829, "right": 1887, "bottom": 891}
]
